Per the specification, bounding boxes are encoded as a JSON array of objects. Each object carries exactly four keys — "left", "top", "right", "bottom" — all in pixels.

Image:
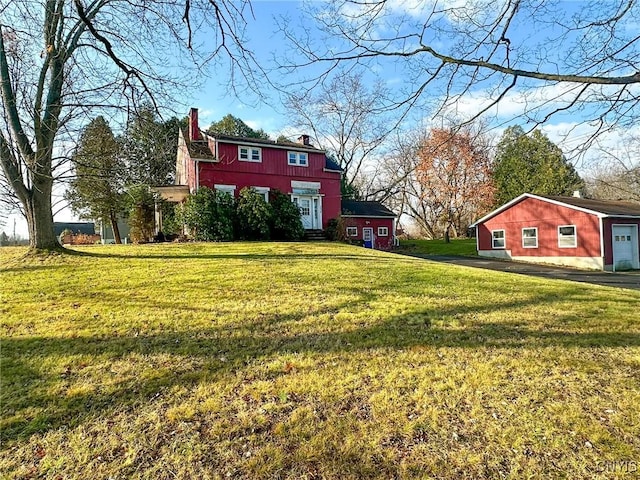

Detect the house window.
[
  {"left": 347, "top": 226, "right": 358, "bottom": 237},
  {"left": 492, "top": 230, "right": 505, "bottom": 249},
  {"left": 239, "top": 146, "right": 262, "bottom": 162},
  {"left": 288, "top": 152, "right": 308, "bottom": 166},
  {"left": 214, "top": 184, "right": 236, "bottom": 197},
  {"left": 558, "top": 225, "right": 577, "bottom": 248},
  {"left": 252, "top": 186, "right": 270, "bottom": 202},
  {"left": 378, "top": 226, "right": 389, "bottom": 237},
  {"left": 522, "top": 227, "right": 538, "bottom": 248}
]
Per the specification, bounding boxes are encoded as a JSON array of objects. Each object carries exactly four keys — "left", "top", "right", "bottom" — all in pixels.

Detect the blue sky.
[{"left": 6, "top": 0, "right": 639, "bottom": 238}]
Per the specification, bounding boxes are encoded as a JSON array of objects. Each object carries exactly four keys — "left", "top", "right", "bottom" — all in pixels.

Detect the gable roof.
[
  {"left": 470, "top": 193, "right": 640, "bottom": 228},
  {"left": 181, "top": 128, "right": 216, "bottom": 160},
  {"left": 212, "top": 133, "right": 325, "bottom": 153},
  {"left": 341, "top": 200, "right": 396, "bottom": 217}
]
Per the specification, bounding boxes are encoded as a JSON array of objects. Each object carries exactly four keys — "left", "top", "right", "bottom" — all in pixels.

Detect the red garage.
[
  {"left": 471, "top": 194, "right": 640, "bottom": 271},
  {"left": 341, "top": 200, "right": 396, "bottom": 251}
]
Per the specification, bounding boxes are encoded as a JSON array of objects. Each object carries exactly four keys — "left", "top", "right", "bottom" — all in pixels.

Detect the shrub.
[
  {"left": 236, "top": 187, "right": 272, "bottom": 240},
  {"left": 182, "top": 187, "right": 235, "bottom": 241},
  {"left": 270, "top": 190, "right": 304, "bottom": 241},
  {"left": 127, "top": 185, "right": 157, "bottom": 243},
  {"left": 160, "top": 201, "right": 182, "bottom": 236},
  {"left": 325, "top": 217, "right": 347, "bottom": 241}
]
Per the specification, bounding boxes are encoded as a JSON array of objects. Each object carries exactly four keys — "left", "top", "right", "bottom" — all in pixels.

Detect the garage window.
[
  {"left": 558, "top": 225, "right": 577, "bottom": 248},
  {"left": 522, "top": 227, "right": 538, "bottom": 248},
  {"left": 492, "top": 230, "right": 505, "bottom": 249},
  {"left": 347, "top": 226, "right": 358, "bottom": 237}
]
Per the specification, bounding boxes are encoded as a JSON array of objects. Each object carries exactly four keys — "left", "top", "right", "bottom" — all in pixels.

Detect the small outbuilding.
[
  {"left": 341, "top": 200, "right": 396, "bottom": 250},
  {"left": 470, "top": 193, "right": 640, "bottom": 271}
]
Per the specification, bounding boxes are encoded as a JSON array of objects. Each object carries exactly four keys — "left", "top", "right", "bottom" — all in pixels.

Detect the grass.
[
  {"left": 398, "top": 238, "right": 478, "bottom": 256},
  {"left": 1, "top": 242, "right": 639, "bottom": 479}
]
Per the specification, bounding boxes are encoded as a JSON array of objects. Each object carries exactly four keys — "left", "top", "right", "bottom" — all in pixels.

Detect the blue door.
[{"left": 363, "top": 227, "right": 374, "bottom": 248}]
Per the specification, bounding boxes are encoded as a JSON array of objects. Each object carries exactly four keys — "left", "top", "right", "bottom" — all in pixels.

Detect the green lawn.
[
  {"left": 1, "top": 242, "right": 639, "bottom": 479},
  {"left": 398, "top": 238, "right": 478, "bottom": 256}
]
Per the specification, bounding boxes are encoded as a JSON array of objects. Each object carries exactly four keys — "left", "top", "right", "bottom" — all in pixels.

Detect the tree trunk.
[
  {"left": 26, "top": 175, "right": 60, "bottom": 251},
  {"left": 110, "top": 211, "right": 122, "bottom": 244}
]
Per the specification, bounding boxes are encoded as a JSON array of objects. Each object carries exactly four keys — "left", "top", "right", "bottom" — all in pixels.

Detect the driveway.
[{"left": 406, "top": 254, "right": 640, "bottom": 290}]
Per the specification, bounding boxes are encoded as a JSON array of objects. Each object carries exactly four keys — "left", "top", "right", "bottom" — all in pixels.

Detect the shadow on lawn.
[
  {"left": 59, "top": 243, "right": 397, "bottom": 263},
  {"left": 3, "top": 289, "right": 640, "bottom": 444}
]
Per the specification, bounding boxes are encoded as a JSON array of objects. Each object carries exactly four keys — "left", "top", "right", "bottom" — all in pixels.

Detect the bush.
[
  {"left": 127, "top": 185, "right": 157, "bottom": 243},
  {"left": 182, "top": 187, "right": 235, "bottom": 241},
  {"left": 325, "top": 217, "right": 347, "bottom": 241},
  {"left": 236, "top": 188, "right": 272, "bottom": 240},
  {"left": 270, "top": 190, "right": 304, "bottom": 241},
  {"left": 160, "top": 202, "right": 182, "bottom": 236}
]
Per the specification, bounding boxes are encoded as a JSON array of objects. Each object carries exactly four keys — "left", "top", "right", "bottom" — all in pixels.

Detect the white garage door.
[{"left": 612, "top": 225, "right": 639, "bottom": 271}]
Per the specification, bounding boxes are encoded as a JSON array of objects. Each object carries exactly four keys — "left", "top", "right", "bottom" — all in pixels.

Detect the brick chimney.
[
  {"left": 298, "top": 134, "right": 310, "bottom": 146},
  {"left": 189, "top": 107, "right": 201, "bottom": 142}
]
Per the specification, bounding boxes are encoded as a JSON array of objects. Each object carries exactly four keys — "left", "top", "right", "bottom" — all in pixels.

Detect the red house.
[
  {"left": 341, "top": 200, "right": 396, "bottom": 250},
  {"left": 471, "top": 193, "right": 640, "bottom": 271},
  {"left": 165, "top": 108, "right": 397, "bottom": 249}
]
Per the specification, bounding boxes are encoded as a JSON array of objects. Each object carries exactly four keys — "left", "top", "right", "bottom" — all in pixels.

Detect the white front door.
[
  {"left": 292, "top": 196, "right": 315, "bottom": 229},
  {"left": 612, "top": 225, "right": 639, "bottom": 270}
]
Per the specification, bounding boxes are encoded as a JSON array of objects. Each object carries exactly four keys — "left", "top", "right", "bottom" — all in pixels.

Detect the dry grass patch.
[{"left": 1, "top": 242, "right": 639, "bottom": 479}]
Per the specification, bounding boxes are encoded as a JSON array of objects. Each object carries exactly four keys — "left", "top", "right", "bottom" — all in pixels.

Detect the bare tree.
[
  {"left": 285, "top": 71, "right": 393, "bottom": 197},
  {"left": 282, "top": 0, "right": 640, "bottom": 154},
  {"left": 1, "top": 0, "right": 258, "bottom": 250},
  {"left": 586, "top": 136, "right": 640, "bottom": 202}
]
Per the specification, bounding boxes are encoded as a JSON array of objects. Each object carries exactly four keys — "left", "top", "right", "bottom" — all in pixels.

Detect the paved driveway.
[{"left": 406, "top": 254, "right": 640, "bottom": 290}]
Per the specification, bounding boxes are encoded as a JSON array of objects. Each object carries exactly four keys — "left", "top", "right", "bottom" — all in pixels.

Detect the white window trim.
[
  {"left": 288, "top": 151, "right": 309, "bottom": 167},
  {"left": 239, "top": 145, "right": 262, "bottom": 162},
  {"left": 558, "top": 225, "right": 577, "bottom": 248},
  {"left": 522, "top": 227, "right": 538, "bottom": 249},
  {"left": 492, "top": 229, "right": 506, "bottom": 249},
  {"left": 378, "top": 226, "right": 389, "bottom": 237},
  {"left": 214, "top": 184, "right": 236, "bottom": 197},
  {"left": 252, "top": 186, "right": 270, "bottom": 202},
  {"left": 347, "top": 226, "right": 358, "bottom": 237}
]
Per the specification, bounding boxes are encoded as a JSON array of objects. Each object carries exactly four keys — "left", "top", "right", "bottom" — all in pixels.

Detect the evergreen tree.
[
  {"left": 121, "top": 104, "right": 183, "bottom": 186},
  {"left": 207, "top": 114, "right": 269, "bottom": 139},
  {"left": 65, "top": 117, "right": 126, "bottom": 243},
  {"left": 493, "top": 126, "right": 584, "bottom": 205}
]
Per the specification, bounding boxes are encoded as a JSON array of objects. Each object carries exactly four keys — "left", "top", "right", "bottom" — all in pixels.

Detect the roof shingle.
[
  {"left": 542, "top": 195, "right": 640, "bottom": 216},
  {"left": 341, "top": 200, "right": 395, "bottom": 217}
]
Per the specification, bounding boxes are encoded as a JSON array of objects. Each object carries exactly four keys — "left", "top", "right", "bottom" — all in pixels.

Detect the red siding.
[
  {"left": 197, "top": 141, "right": 342, "bottom": 228},
  {"left": 602, "top": 218, "right": 640, "bottom": 265},
  {"left": 343, "top": 217, "right": 395, "bottom": 250},
  {"left": 477, "top": 197, "right": 601, "bottom": 257}
]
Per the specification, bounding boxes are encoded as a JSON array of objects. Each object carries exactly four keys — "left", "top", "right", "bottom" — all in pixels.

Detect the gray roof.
[
  {"left": 541, "top": 195, "right": 640, "bottom": 216},
  {"left": 213, "top": 134, "right": 325, "bottom": 153},
  {"left": 341, "top": 200, "right": 395, "bottom": 217},
  {"left": 325, "top": 156, "right": 342, "bottom": 172},
  {"left": 54, "top": 222, "right": 95, "bottom": 236}
]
